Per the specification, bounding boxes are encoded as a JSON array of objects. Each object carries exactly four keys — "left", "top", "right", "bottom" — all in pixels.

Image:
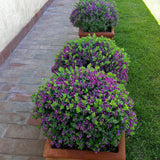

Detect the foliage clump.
[
  {"left": 32, "top": 66, "right": 137, "bottom": 152},
  {"left": 51, "top": 35, "right": 130, "bottom": 83},
  {"left": 70, "top": 0, "right": 118, "bottom": 32}
]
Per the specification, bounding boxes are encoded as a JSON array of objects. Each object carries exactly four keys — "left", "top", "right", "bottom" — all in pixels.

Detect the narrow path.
[{"left": 0, "top": 0, "right": 78, "bottom": 159}]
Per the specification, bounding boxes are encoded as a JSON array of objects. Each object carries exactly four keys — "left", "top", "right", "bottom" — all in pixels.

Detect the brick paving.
[{"left": 0, "top": 0, "right": 78, "bottom": 159}]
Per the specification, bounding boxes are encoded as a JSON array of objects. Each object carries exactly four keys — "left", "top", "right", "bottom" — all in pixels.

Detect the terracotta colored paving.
[{"left": 0, "top": 0, "right": 78, "bottom": 159}]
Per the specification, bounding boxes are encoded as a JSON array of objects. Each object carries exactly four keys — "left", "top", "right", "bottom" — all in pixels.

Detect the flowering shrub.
[
  {"left": 70, "top": 0, "right": 118, "bottom": 32},
  {"left": 51, "top": 35, "right": 130, "bottom": 83},
  {"left": 32, "top": 66, "right": 137, "bottom": 152}
]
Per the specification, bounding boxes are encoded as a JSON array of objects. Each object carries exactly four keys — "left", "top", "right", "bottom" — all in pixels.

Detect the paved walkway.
[{"left": 0, "top": 0, "right": 78, "bottom": 159}]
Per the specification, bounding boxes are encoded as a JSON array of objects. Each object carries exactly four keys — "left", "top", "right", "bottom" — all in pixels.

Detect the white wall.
[
  {"left": 143, "top": 0, "right": 160, "bottom": 25},
  {"left": 0, "top": 0, "right": 48, "bottom": 52}
]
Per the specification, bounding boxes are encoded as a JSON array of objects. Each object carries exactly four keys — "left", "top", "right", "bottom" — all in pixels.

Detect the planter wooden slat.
[{"left": 78, "top": 28, "right": 115, "bottom": 39}]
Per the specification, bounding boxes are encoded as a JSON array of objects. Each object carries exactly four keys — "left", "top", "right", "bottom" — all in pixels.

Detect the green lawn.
[{"left": 114, "top": 0, "right": 160, "bottom": 159}]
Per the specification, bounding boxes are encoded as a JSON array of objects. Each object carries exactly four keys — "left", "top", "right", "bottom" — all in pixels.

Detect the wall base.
[{"left": 0, "top": 0, "right": 54, "bottom": 65}]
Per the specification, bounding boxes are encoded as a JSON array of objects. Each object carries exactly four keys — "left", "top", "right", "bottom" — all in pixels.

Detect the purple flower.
[
  {"left": 51, "top": 35, "right": 129, "bottom": 83},
  {"left": 70, "top": 0, "right": 118, "bottom": 32},
  {"left": 32, "top": 66, "right": 137, "bottom": 153}
]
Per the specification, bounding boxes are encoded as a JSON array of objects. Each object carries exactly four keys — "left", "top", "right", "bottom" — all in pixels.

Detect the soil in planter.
[
  {"left": 82, "top": 27, "right": 111, "bottom": 33},
  {"left": 105, "top": 27, "right": 111, "bottom": 32},
  {"left": 51, "top": 143, "right": 118, "bottom": 153}
]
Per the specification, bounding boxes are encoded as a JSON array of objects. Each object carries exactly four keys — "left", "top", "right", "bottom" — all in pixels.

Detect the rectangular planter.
[
  {"left": 78, "top": 28, "right": 115, "bottom": 39},
  {"left": 43, "top": 133, "right": 125, "bottom": 160}
]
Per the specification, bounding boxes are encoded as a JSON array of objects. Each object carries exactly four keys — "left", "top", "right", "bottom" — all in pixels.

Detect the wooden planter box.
[
  {"left": 43, "top": 134, "right": 125, "bottom": 160},
  {"left": 78, "top": 28, "right": 115, "bottom": 40}
]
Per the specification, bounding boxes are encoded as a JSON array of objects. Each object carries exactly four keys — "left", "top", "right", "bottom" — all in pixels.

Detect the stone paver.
[
  {"left": 0, "top": 138, "right": 17, "bottom": 155},
  {"left": 1, "top": 84, "right": 16, "bottom": 92},
  {"left": 0, "top": 124, "right": 8, "bottom": 137},
  {"left": 15, "top": 139, "right": 45, "bottom": 156},
  {"left": 0, "top": 113, "right": 29, "bottom": 124},
  {"left": 0, "top": 155, "right": 45, "bottom": 160},
  {"left": 0, "top": 102, "right": 33, "bottom": 113},
  {"left": 0, "top": 0, "right": 78, "bottom": 159},
  {"left": 0, "top": 92, "right": 8, "bottom": 100},
  {"left": 4, "top": 125, "right": 40, "bottom": 139},
  {"left": 9, "top": 93, "right": 32, "bottom": 102}
]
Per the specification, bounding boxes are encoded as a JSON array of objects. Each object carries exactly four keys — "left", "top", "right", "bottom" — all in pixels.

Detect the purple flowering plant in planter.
[
  {"left": 32, "top": 66, "right": 137, "bottom": 153},
  {"left": 51, "top": 34, "right": 130, "bottom": 84},
  {"left": 70, "top": 0, "right": 118, "bottom": 32}
]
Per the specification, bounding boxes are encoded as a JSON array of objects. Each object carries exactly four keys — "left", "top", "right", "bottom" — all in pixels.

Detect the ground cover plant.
[
  {"left": 70, "top": 0, "right": 118, "bottom": 32},
  {"left": 32, "top": 66, "right": 137, "bottom": 153},
  {"left": 51, "top": 35, "right": 130, "bottom": 84},
  {"left": 114, "top": 0, "right": 160, "bottom": 159}
]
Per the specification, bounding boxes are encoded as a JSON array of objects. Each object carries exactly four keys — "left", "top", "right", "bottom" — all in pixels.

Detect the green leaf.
[
  {"left": 106, "top": 107, "right": 111, "bottom": 112},
  {"left": 86, "top": 105, "right": 90, "bottom": 111},
  {"left": 58, "top": 67, "right": 64, "bottom": 73},
  {"left": 97, "top": 107, "right": 102, "bottom": 113},
  {"left": 94, "top": 120, "right": 98, "bottom": 125},
  {"left": 60, "top": 105, "right": 64, "bottom": 110},
  {"left": 91, "top": 112, "right": 95, "bottom": 118},
  {"left": 124, "top": 104, "right": 129, "bottom": 110},
  {"left": 84, "top": 96, "right": 87, "bottom": 99},
  {"left": 43, "top": 78, "right": 47, "bottom": 82},
  {"left": 75, "top": 95, "right": 79, "bottom": 102},
  {"left": 51, "top": 101, "right": 58, "bottom": 107},
  {"left": 82, "top": 100, "right": 86, "bottom": 105},
  {"left": 66, "top": 112, "right": 70, "bottom": 117},
  {"left": 70, "top": 104, "right": 74, "bottom": 108},
  {"left": 76, "top": 106, "right": 81, "bottom": 113},
  {"left": 110, "top": 100, "right": 117, "bottom": 107},
  {"left": 106, "top": 61, "right": 111, "bottom": 64},
  {"left": 66, "top": 106, "right": 70, "bottom": 110},
  {"left": 39, "top": 108, "right": 43, "bottom": 113},
  {"left": 87, "top": 116, "right": 91, "bottom": 120},
  {"left": 36, "top": 125, "right": 41, "bottom": 129}
]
